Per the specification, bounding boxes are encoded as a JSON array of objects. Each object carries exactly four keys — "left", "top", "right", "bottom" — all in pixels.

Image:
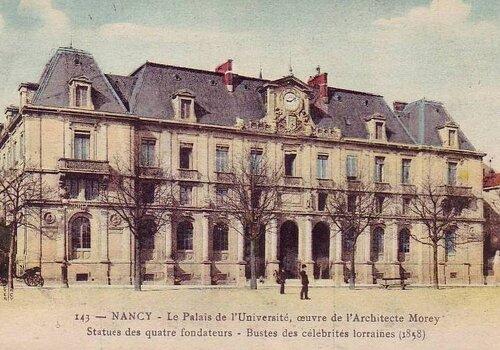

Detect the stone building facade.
[{"left": 0, "top": 47, "right": 485, "bottom": 286}]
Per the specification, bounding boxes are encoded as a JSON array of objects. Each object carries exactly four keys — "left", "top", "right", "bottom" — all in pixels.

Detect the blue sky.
[{"left": 0, "top": 0, "right": 498, "bottom": 167}]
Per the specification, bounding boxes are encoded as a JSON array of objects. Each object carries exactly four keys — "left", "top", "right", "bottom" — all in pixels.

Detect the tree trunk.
[
  {"left": 133, "top": 235, "right": 142, "bottom": 291},
  {"left": 432, "top": 242, "right": 439, "bottom": 289},
  {"left": 349, "top": 243, "right": 356, "bottom": 290},
  {"left": 249, "top": 238, "right": 257, "bottom": 290},
  {"left": 7, "top": 228, "right": 16, "bottom": 297}
]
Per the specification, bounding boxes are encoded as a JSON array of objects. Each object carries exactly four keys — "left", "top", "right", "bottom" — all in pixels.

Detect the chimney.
[
  {"left": 393, "top": 101, "right": 408, "bottom": 113},
  {"left": 307, "top": 67, "right": 328, "bottom": 102},
  {"left": 4, "top": 105, "right": 19, "bottom": 126},
  {"left": 215, "top": 59, "right": 233, "bottom": 92},
  {"left": 18, "top": 82, "right": 39, "bottom": 108}
]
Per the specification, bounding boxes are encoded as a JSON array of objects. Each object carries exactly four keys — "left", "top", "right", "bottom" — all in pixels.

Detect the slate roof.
[
  {"left": 32, "top": 47, "right": 126, "bottom": 113},
  {"left": 128, "top": 62, "right": 267, "bottom": 126},
  {"left": 26, "top": 47, "right": 476, "bottom": 150},
  {"left": 395, "top": 100, "right": 475, "bottom": 151}
]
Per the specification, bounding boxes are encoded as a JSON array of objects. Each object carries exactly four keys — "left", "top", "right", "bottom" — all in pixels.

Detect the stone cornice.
[{"left": 1, "top": 104, "right": 485, "bottom": 160}]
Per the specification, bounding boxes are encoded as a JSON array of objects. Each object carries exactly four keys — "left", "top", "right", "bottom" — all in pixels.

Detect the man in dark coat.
[
  {"left": 300, "top": 264, "right": 310, "bottom": 300},
  {"left": 278, "top": 268, "right": 286, "bottom": 294}
]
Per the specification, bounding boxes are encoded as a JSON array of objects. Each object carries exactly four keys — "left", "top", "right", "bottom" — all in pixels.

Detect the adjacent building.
[{"left": 0, "top": 47, "right": 485, "bottom": 286}]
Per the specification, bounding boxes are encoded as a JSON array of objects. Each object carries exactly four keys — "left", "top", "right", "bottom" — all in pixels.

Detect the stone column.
[
  {"left": 235, "top": 220, "right": 246, "bottom": 286},
  {"left": 333, "top": 227, "right": 344, "bottom": 286},
  {"left": 99, "top": 210, "right": 110, "bottom": 285},
  {"left": 390, "top": 223, "right": 400, "bottom": 276},
  {"left": 364, "top": 229, "right": 371, "bottom": 262},
  {"left": 56, "top": 208, "right": 68, "bottom": 287},
  {"left": 200, "top": 214, "right": 212, "bottom": 285},
  {"left": 361, "top": 228, "right": 373, "bottom": 285},
  {"left": 303, "top": 217, "right": 314, "bottom": 279},
  {"left": 164, "top": 215, "right": 175, "bottom": 284},
  {"left": 265, "top": 219, "right": 279, "bottom": 279}
]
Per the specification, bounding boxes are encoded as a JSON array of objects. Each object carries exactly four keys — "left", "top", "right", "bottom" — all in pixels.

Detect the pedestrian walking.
[
  {"left": 277, "top": 268, "right": 286, "bottom": 294},
  {"left": 300, "top": 264, "right": 310, "bottom": 300}
]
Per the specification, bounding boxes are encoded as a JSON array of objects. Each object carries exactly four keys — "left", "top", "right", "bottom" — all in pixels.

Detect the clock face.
[{"left": 283, "top": 91, "right": 300, "bottom": 111}]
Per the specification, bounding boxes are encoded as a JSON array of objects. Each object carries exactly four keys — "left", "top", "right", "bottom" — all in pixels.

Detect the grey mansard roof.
[
  {"left": 28, "top": 47, "right": 475, "bottom": 150},
  {"left": 395, "top": 100, "right": 475, "bottom": 151},
  {"left": 32, "top": 47, "right": 127, "bottom": 113}
]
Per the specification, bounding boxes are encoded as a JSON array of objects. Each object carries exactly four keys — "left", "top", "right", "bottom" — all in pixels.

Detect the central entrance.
[
  {"left": 312, "top": 222, "right": 330, "bottom": 279},
  {"left": 279, "top": 220, "right": 299, "bottom": 278}
]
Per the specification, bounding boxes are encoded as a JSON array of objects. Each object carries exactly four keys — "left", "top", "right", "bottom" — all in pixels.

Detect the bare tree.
[
  {"left": 325, "top": 181, "right": 392, "bottom": 289},
  {"left": 405, "top": 176, "right": 480, "bottom": 289},
  {"left": 211, "top": 149, "right": 284, "bottom": 289},
  {"left": 0, "top": 165, "right": 49, "bottom": 298},
  {"left": 102, "top": 142, "right": 178, "bottom": 291}
]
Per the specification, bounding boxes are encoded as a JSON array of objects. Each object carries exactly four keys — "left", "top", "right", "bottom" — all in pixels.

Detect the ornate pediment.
[{"left": 235, "top": 75, "right": 341, "bottom": 140}]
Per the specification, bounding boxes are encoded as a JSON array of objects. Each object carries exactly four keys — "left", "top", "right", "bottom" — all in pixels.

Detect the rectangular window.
[
  {"left": 75, "top": 85, "right": 88, "bottom": 107},
  {"left": 141, "top": 139, "right": 156, "bottom": 167},
  {"left": 317, "top": 154, "right": 328, "bottom": 179},
  {"left": 141, "top": 182, "right": 155, "bottom": 204},
  {"left": 401, "top": 159, "right": 411, "bottom": 184},
  {"left": 179, "top": 144, "right": 193, "bottom": 169},
  {"left": 180, "top": 99, "right": 191, "bottom": 119},
  {"left": 448, "top": 129, "right": 456, "bottom": 147},
  {"left": 68, "top": 179, "right": 80, "bottom": 199},
  {"left": 375, "top": 122, "right": 384, "bottom": 139},
  {"left": 375, "top": 195, "right": 384, "bottom": 214},
  {"left": 74, "top": 132, "right": 90, "bottom": 160},
  {"left": 216, "top": 187, "right": 228, "bottom": 204},
  {"left": 284, "top": 153, "right": 296, "bottom": 176},
  {"left": 346, "top": 155, "right": 358, "bottom": 180},
  {"left": 347, "top": 194, "right": 357, "bottom": 213},
  {"left": 84, "top": 179, "right": 99, "bottom": 200},
  {"left": 215, "top": 146, "right": 229, "bottom": 172},
  {"left": 250, "top": 149, "right": 263, "bottom": 173},
  {"left": 402, "top": 196, "right": 411, "bottom": 215},
  {"left": 318, "top": 192, "right": 327, "bottom": 211},
  {"left": 180, "top": 185, "right": 192, "bottom": 205},
  {"left": 251, "top": 189, "right": 262, "bottom": 209},
  {"left": 445, "top": 231, "right": 456, "bottom": 257},
  {"left": 447, "top": 162, "right": 457, "bottom": 186},
  {"left": 374, "top": 157, "right": 385, "bottom": 182}
]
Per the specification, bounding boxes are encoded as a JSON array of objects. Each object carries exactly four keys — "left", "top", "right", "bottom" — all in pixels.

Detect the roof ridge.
[
  {"left": 328, "top": 86, "right": 382, "bottom": 97},
  {"left": 129, "top": 61, "right": 269, "bottom": 82}
]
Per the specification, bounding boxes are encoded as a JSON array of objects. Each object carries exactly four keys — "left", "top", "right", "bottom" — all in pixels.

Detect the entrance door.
[
  {"left": 279, "top": 221, "right": 299, "bottom": 278},
  {"left": 312, "top": 222, "right": 330, "bottom": 279}
]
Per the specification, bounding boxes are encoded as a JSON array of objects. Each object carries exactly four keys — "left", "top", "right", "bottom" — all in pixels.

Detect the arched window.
[
  {"left": 139, "top": 218, "right": 156, "bottom": 262},
  {"left": 445, "top": 229, "right": 456, "bottom": 259},
  {"left": 70, "top": 216, "right": 91, "bottom": 259},
  {"left": 371, "top": 227, "right": 384, "bottom": 262},
  {"left": 213, "top": 223, "right": 228, "bottom": 251},
  {"left": 398, "top": 228, "right": 411, "bottom": 262},
  {"left": 177, "top": 221, "right": 193, "bottom": 250},
  {"left": 342, "top": 228, "right": 355, "bottom": 262}
]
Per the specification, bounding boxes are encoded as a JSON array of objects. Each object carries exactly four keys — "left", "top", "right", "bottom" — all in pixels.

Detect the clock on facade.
[{"left": 283, "top": 91, "right": 300, "bottom": 111}]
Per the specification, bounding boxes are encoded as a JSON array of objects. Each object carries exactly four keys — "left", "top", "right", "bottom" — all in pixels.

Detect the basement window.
[{"left": 76, "top": 273, "right": 89, "bottom": 282}]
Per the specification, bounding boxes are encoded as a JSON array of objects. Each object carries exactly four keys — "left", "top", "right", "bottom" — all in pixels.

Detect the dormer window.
[
  {"left": 180, "top": 99, "right": 192, "bottom": 119},
  {"left": 366, "top": 114, "right": 386, "bottom": 141},
  {"left": 375, "top": 122, "right": 384, "bottom": 140},
  {"left": 448, "top": 129, "right": 457, "bottom": 147},
  {"left": 69, "top": 77, "right": 93, "bottom": 110},
  {"left": 172, "top": 89, "right": 196, "bottom": 122},
  {"left": 438, "top": 121, "right": 459, "bottom": 149},
  {"left": 75, "top": 86, "right": 88, "bottom": 107}
]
